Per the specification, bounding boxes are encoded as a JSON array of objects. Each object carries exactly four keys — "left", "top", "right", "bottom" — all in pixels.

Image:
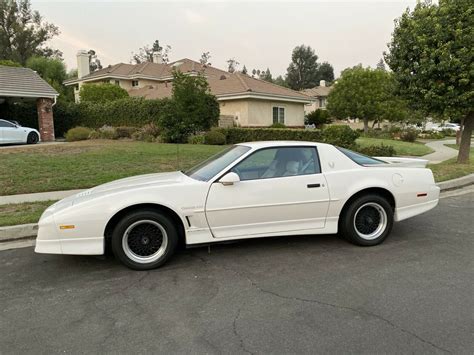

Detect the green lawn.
[
  {"left": 1, "top": 140, "right": 225, "bottom": 195},
  {"left": 0, "top": 200, "right": 57, "bottom": 227},
  {"left": 356, "top": 137, "right": 434, "bottom": 156},
  {"left": 430, "top": 146, "right": 474, "bottom": 182}
]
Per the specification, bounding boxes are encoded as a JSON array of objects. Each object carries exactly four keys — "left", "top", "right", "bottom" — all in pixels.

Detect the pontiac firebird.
[{"left": 35, "top": 141, "right": 439, "bottom": 270}]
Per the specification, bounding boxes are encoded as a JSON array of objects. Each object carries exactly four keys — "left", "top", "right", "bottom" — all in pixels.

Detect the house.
[
  {"left": 64, "top": 50, "right": 312, "bottom": 127},
  {"left": 301, "top": 81, "right": 332, "bottom": 115},
  {"left": 0, "top": 65, "right": 59, "bottom": 141}
]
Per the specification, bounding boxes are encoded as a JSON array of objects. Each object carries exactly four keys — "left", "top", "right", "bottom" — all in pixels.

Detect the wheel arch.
[
  {"left": 104, "top": 203, "right": 186, "bottom": 251},
  {"left": 339, "top": 187, "right": 396, "bottom": 221}
]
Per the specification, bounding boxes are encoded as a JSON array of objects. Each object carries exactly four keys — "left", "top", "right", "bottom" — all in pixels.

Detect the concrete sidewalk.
[
  {"left": 421, "top": 139, "right": 458, "bottom": 164},
  {"left": 0, "top": 189, "right": 84, "bottom": 205}
]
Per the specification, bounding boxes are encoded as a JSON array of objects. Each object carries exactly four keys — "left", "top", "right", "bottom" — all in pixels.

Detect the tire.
[
  {"left": 339, "top": 194, "right": 394, "bottom": 246},
  {"left": 27, "top": 132, "right": 39, "bottom": 144},
  {"left": 111, "top": 210, "right": 179, "bottom": 270}
]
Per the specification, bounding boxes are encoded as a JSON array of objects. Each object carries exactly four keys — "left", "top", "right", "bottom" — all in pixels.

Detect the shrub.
[
  {"left": 114, "top": 126, "right": 138, "bottom": 139},
  {"left": 400, "top": 129, "right": 417, "bottom": 142},
  {"left": 216, "top": 126, "right": 359, "bottom": 148},
  {"left": 188, "top": 134, "right": 205, "bottom": 144},
  {"left": 79, "top": 83, "right": 129, "bottom": 103},
  {"left": 305, "top": 109, "right": 332, "bottom": 128},
  {"left": 204, "top": 130, "right": 226, "bottom": 145},
  {"left": 269, "top": 122, "right": 286, "bottom": 129},
  {"left": 356, "top": 144, "right": 396, "bottom": 157},
  {"left": 322, "top": 125, "right": 360, "bottom": 148},
  {"left": 131, "top": 123, "right": 161, "bottom": 142},
  {"left": 65, "top": 127, "right": 92, "bottom": 142}
]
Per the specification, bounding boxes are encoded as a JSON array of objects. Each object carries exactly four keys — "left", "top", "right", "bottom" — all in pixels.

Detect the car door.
[
  {"left": 0, "top": 120, "right": 24, "bottom": 143},
  {"left": 205, "top": 146, "right": 330, "bottom": 239}
]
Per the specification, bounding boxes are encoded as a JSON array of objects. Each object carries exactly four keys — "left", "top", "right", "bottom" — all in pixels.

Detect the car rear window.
[{"left": 337, "top": 147, "right": 386, "bottom": 166}]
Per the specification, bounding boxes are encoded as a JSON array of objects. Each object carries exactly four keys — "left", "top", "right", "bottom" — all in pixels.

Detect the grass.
[
  {"left": 430, "top": 146, "right": 474, "bottom": 182},
  {"left": 356, "top": 137, "right": 434, "bottom": 156},
  {"left": 0, "top": 200, "right": 57, "bottom": 227},
  {"left": 0, "top": 140, "right": 225, "bottom": 196}
]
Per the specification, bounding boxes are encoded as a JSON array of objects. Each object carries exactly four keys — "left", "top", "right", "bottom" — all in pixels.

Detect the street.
[{"left": 1, "top": 191, "right": 473, "bottom": 354}]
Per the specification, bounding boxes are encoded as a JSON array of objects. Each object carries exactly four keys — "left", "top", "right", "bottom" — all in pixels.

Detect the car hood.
[{"left": 72, "top": 171, "right": 190, "bottom": 204}]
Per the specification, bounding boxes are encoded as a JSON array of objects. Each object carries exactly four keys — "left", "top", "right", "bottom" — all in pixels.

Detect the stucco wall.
[
  {"left": 219, "top": 99, "right": 305, "bottom": 127},
  {"left": 247, "top": 100, "right": 305, "bottom": 127},
  {"left": 219, "top": 100, "right": 249, "bottom": 126}
]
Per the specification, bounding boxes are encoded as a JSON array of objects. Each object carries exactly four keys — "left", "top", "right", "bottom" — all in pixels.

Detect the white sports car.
[
  {"left": 0, "top": 119, "right": 41, "bottom": 144},
  {"left": 35, "top": 141, "right": 440, "bottom": 270}
]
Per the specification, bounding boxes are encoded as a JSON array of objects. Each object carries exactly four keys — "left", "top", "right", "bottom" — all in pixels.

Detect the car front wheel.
[
  {"left": 111, "top": 210, "right": 178, "bottom": 270},
  {"left": 27, "top": 132, "right": 39, "bottom": 144},
  {"left": 340, "top": 194, "right": 394, "bottom": 246}
]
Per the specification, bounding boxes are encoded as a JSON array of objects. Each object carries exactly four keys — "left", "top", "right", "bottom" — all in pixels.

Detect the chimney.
[
  {"left": 319, "top": 80, "right": 326, "bottom": 87},
  {"left": 152, "top": 52, "right": 163, "bottom": 64},
  {"left": 77, "top": 50, "right": 90, "bottom": 79}
]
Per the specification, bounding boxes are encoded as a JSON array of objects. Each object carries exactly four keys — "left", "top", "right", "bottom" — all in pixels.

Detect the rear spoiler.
[{"left": 372, "top": 157, "right": 429, "bottom": 168}]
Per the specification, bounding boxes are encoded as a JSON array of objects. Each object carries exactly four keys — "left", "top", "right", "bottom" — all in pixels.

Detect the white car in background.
[
  {"left": 0, "top": 119, "right": 40, "bottom": 144},
  {"left": 35, "top": 141, "right": 440, "bottom": 270},
  {"left": 432, "top": 123, "right": 461, "bottom": 132}
]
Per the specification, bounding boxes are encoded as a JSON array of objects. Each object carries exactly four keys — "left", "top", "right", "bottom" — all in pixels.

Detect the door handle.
[{"left": 307, "top": 183, "right": 321, "bottom": 188}]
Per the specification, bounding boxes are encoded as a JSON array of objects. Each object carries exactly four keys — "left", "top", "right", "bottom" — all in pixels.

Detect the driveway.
[{"left": 0, "top": 191, "right": 473, "bottom": 353}]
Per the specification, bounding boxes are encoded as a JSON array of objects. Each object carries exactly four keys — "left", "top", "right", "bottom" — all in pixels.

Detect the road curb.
[
  {"left": 1, "top": 174, "right": 473, "bottom": 245},
  {"left": 0, "top": 223, "right": 37, "bottom": 243},
  {"left": 436, "top": 173, "right": 474, "bottom": 191}
]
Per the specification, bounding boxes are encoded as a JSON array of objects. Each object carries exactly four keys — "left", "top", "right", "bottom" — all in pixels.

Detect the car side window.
[
  {"left": 232, "top": 147, "right": 321, "bottom": 181},
  {"left": 0, "top": 120, "right": 14, "bottom": 128}
]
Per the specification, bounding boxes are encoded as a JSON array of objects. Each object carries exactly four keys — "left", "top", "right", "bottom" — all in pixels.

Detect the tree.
[
  {"left": 227, "top": 58, "right": 239, "bottom": 73},
  {"left": 385, "top": 0, "right": 473, "bottom": 163},
  {"left": 0, "top": 0, "right": 60, "bottom": 64},
  {"left": 306, "top": 109, "right": 332, "bottom": 128},
  {"left": 260, "top": 68, "right": 273, "bottom": 82},
  {"left": 317, "top": 62, "right": 335, "bottom": 83},
  {"left": 241, "top": 65, "right": 248, "bottom": 75},
  {"left": 159, "top": 70, "right": 220, "bottom": 143},
  {"left": 251, "top": 68, "right": 257, "bottom": 78},
  {"left": 199, "top": 51, "right": 211, "bottom": 66},
  {"left": 79, "top": 83, "right": 128, "bottom": 103},
  {"left": 376, "top": 58, "right": 386, "bottom": 71},
  {"left": 25, "top": 56, "right": 74, "bottom": 100},
  {"left": 327, "top": 65, "right": 405, "bottom": 133},
  {"left": 130, "top": 40, "right": 171, "bottom": 64},
  {"left": 274, "top": 75, "right": 287, "bottom": 87},
  {"left": 286, "top": 45, "right": 320, "bottom": 90},
  {"left": 0, "top": 59, "right": 20, "bottom": 66}
]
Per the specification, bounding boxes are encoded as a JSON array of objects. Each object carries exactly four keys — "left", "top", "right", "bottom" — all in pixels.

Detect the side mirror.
[{"left": 219, "top": 172, "right": 240, "bottom": 186}]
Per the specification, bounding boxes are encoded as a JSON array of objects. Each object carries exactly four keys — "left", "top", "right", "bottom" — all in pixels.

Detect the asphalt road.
[{"left": 1, "top": 192, "right": 473, "bottom": 354}]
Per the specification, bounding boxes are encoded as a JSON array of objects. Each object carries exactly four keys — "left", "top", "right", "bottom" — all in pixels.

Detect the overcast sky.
[{"left": 32, "top": 0, "right": 418, "bottom": 77}]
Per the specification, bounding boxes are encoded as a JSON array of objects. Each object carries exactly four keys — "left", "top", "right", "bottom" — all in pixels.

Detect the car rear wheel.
[
  {"left": 27, "top": 132, "right": 39, "bottom": 144},
  {"left": 339, "top": 194, "right": 394, "bottom": 246},
  {"left": 111, "top": 210, "right": 178, "bottom": 270}
]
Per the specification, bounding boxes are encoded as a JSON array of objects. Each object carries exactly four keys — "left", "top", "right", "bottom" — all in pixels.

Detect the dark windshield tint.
[
  {"left": 185, "top": 145, "right": 251, "bottom": 181},
  {"left": 337, "top": 147, "right": 386, "bottom": 165}
]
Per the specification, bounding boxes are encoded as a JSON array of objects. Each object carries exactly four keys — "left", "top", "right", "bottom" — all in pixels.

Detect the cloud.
[{"left": 184, "top": 9, "right": 206, "bottom": 24}]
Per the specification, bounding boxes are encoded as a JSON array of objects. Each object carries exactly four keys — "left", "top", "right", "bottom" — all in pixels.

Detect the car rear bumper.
[{"left": 394, "top": 185, "right": 440, "bottom": 222}]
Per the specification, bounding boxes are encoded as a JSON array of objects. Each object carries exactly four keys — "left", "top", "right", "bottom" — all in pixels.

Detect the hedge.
[
  {"left": 0, "top": 97, "right": 170, "bottom": 137},
  {"left": 216, "top": 126, "right": 359, "bottom": 148}
]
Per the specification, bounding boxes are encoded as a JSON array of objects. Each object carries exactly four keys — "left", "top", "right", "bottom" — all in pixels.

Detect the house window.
[
  {"left": 132, "top": 80, "right": 139, "bottom": 87},
  {"left": 114, "top": 80, "right": 120, "bottom": 86},
  {"left": 318, "top": 98, "right": 326, "bottom": 108},
  {"left": 272, "top": 106, "right": 285, "bottom": 124}
]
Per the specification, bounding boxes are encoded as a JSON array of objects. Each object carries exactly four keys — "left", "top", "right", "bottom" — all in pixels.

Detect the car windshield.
[
  {"left": 337, "top": 147, "right": 386, "bottom": 166},
  {"left": 184, "top": 145, "right": 251, "bottom": 181}
]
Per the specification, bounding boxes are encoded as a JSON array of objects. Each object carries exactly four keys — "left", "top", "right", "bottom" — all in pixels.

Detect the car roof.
[{"left": 236, "top": 140, "right": 330, "bottom": 149}]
